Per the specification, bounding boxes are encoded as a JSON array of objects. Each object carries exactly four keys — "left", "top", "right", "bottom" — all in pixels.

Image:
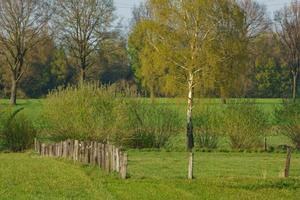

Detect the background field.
[{"left": 0, "top": 98, "right": 291, "bottom": 148}]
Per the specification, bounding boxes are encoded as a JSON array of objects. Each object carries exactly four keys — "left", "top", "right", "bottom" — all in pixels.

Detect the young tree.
[
  {"left": 0, "top": 0, "right": 51, "bottom": 105},
  {"left": 53, "top": 0, "right": 115, "bottom": 83},
  {"left": 131, "top": 0, "right": 248, "bottom": 179},
  {"left": 275, "top": 0, "right": 300, "bottom": 100}
]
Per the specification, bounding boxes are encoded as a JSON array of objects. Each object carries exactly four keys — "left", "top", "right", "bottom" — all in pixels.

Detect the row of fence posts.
[{"left": 34, "top": 139, "right": 127, "bottom": 179}]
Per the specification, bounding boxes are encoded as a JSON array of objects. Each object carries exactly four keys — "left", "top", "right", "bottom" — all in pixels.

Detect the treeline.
[{"left": 0, "top": 0, "right": 299, "bottom": 104}]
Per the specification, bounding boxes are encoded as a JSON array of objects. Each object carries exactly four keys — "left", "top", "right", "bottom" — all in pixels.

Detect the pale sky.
[{"left": 115, "top": 0, "right": 293, "bottom": 24}]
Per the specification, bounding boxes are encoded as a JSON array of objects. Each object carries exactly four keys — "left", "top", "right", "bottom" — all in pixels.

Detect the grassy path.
[
  {"left": 1, "top": 151, "right": 300, "bottom": 199},
  {"left": 0, "top": 153, "right": 113, "bottom": 200}
]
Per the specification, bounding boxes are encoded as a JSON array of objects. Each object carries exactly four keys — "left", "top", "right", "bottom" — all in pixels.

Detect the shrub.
[
  {"left": 0, "top": 108, "right": 36, "bottom": 152},
  {"left": 221, "top": 101, "right": 268, "bottom": 150},
  {"left": 193, "top": 104, "right": 220, "bottom": 149},
  {"left": 42, "top": 84, "right": 117, "bottom": 141},
  {"left": 113, "top": 99, "right": 182, "bottom": 148},
  {"left": 275, "top": 99, "right": 300, "bottom": 150},
  {"left": 42, "top": 83, "right": 182, "bottom": 148}
]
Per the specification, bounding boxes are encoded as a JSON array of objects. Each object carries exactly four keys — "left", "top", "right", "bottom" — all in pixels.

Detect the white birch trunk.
[{"left": 187, "top": 72, "right": 194, "bottom": 179}]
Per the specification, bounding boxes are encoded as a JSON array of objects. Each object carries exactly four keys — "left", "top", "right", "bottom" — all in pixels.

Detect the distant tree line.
[{"left": 0, "top": 0, "right": 299, "bottom": 103}]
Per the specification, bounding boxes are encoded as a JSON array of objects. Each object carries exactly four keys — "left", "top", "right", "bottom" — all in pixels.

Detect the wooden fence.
[{"left": 34, "top": 139, "right": 127, "bottom": 179}]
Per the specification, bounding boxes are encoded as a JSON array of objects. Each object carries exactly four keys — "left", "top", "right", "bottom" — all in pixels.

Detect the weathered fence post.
[
  {"left": 120, "top": 152, "right": 128, "bottom": 179},
  {"left": 41, "top": 143, "right": 45, "bottom": 156},
  {"left": 97, "top": 143, "right": 102, "bottom": 168},
  {"left": 34, "top": 138, "right": 37, "bottom": 152},
  {"left": 116, "top": 148, "right": 120, "bottom": 172},
  {"left": 74, "top": 140, "right": 79, "bottom": 161},
  {"left": 284, "top": 147, "right": 292, "bottom": 178},
  {"left": 264, "top": 137, "right": 267, "bottom": 151},
  {"left": 35, "top": 139, "right": 127, "bottom": 179}
]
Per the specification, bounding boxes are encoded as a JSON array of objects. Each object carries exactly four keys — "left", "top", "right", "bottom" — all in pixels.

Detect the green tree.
[{"left": 129, "top": 0, "right": 249, "bottom": 179}]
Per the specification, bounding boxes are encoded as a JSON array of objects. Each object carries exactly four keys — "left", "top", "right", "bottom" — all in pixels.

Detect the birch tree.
[
  {"left": 137, "top": 0, "right": 221, "bottom": 179},
  {"left": 130, "top": 0, "right": 251, "bottom": 179},
  {"left": 0, "top": 0, "right": 51, "bottom": 105},
  {"left": 53, "top": 0, "right": 115, "bottom": 83},
  {"left": 275, "top": 0, "right": 300, "bottom": 100}
]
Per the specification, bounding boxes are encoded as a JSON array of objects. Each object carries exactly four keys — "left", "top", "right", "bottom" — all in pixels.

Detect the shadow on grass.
[{"left": 228, "top": 179, "right": 300, "bottom": 190}]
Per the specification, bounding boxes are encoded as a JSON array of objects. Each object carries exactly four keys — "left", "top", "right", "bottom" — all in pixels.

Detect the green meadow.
[
  {"left": 0, "top": 151, "right": 299, "bottom": 200},
  {"left": 1, "top": 98, "right": 299, "bottom": 200}
]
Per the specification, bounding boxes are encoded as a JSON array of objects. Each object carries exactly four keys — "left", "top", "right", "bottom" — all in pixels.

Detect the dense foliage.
[
  {"left": 275, "top": 100, "right": 300, "bottom": 149},
  {"left": 193, "top": 105, "right": 221, "bottom": 149},
  {"left": 0, "top": 108, "right": 36, "bottom": 152},
  {"left": 42, "top": 84, "right": 181, "bottom": 148},
  {"left": 221, "top": 101, "right": 268, "bottom": 149}
]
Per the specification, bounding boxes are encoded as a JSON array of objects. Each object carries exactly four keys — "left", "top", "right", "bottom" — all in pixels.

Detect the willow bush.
[
  {"left": 0, "top": 108, "right": 36, "bottom": 152},
  {"left": 42, "top": 83, "right": 181, "bottom": 148},
  {"left": 275, "top": 99, "right": 300, "bottom": 150},
  {"left": 193, "top": 104, "right": 221, "bottom": 149},
  {"left": 221, "top": 101, "right": 268, "bottom": 150},
  {"left": 42, "top": 84, "right": 117, "bottom": 141},
  {"left": 113, "top": 99, "right": 182, "bottom": 148}
]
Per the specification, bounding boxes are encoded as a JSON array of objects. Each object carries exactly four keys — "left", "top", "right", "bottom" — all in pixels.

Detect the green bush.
[
  {"left": 221, "top": 101, "right": 268, "bottom": 150},
  {"left": 193, "top": 104, "right": 220, "bottom": 149},
  {"left": 113, "top": 99, "right": 182, "bottom": 148},
  {"left": 42, "top": 83, "right": 182, "bottom": 148},
  {"left": 0, "top": 108, "right": 36, "bottom": 152},
  {"left": 275, "top": 99, "right": 300, "bottom": 150},
  {"left": 42, "top": 84, "right": 117, "bottom": 141}
]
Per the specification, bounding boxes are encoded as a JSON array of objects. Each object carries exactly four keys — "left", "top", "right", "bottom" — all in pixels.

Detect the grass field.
[
  {"left": 1, "top": 98, "right": 299, "bottom": 200},
  {"left": 0, "top": 151, "right": 300, "bottom": 200},
  {"left": 0, "top": 97, "right": 284, "bottom": 125}
]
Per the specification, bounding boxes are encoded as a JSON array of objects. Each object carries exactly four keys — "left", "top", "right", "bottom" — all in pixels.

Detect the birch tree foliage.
[
  {"left": 129, "top": 0, "right": 249, "bottom": 96},
  {"left": 130, "top": 0, "right": 217, "bottom": 96}
]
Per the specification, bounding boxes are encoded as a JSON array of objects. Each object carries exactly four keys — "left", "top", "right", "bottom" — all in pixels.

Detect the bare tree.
[
  {"left": 238, "top": 0, "right": 270, "bottom": 39},
  {"left": 275, "top": 0, "right": 300, "bottom": 100},
  {"left": 131, "top": 1, "right": 152, "bottom": 26},
  {"left": 53, "top": 0, "right": 115, "bottom": 83},
  {"left": 0, "top": 0, "right": 51, "bottom": 105}
]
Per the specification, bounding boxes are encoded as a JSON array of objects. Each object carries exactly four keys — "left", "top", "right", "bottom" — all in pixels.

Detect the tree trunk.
[
  {"left": 80, "top": 68, "right": 86, "bottom": 84},
  {"left": 187, "top": 72, "right": 194, "bottom": 179},
  {"left": 150, "top": 85, "right": 155, "bottom": 104},
  {"left": 292, "top": 73, "right": 297, "bottom": 101},
  {"left": 10, "top": 76, "right": 17, "bottom": 105}
]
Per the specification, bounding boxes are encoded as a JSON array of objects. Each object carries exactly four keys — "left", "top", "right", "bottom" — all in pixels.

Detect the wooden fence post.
[
  {"left": 120, "top": 152, "right": 128, "bottom": 179},
  {"left": 264, "top": 137, "right": 267, "bottom": 151},
  {"left": 284, "top": 147, "right": 292, "bottom": 178},
  {"left": 116, "top": 148, "right": 120, "bottom": 172},
  {"left": 34, "top": 138, "right": 37, "bottom": 152},
  {"left": 97, "top": 143, "right": 102, "bottom": 168},
  {"left": 74, "top": 140, "right": 79, "bottom": 161},
  {"left": 35, "top": 139, "right": 127, "bottom": 179},
  {"left": 41, "top": 143, "right": 45, "bottom": 156}
]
